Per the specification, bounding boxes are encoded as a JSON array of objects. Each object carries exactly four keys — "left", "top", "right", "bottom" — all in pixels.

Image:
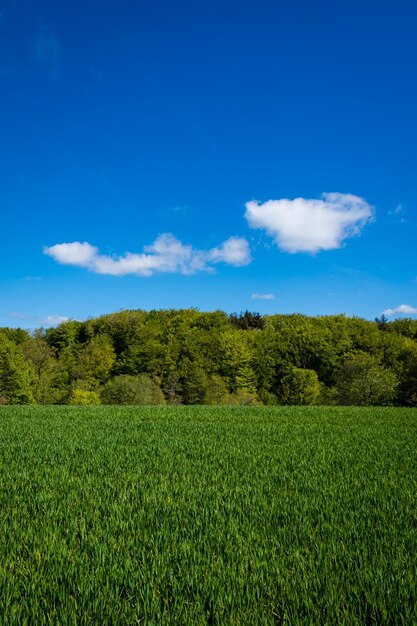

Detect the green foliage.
[
  {"left": 101, "top": 374, "right": 165, "bottom": 405},
  {"left": 230, "top": 310, "right": 265, "bottom": 330},
  {"left": 279, "top": 366, "right": 321, "bottom": 405},
  {"left": 45, "top": 320, "right": 82, "bottom": 352},
  {"left": 179, "top": 361, "right": 208, "bottom": 405},
  {"left": 0, "top": 333, "right": 34, "bottom": 404},
  {"left": 162, "top": 373, "right": 183, "bottom": 404},
  {"left": 0, "top": 405, "right": 416, "bottom": 623},
  {"left": 224, "top": 389, "right": 260, "bottom": 405},
  {"left": 250, "top": 327, "right": 278, "bottom": 394},
  {"left": 218, "top": 329, "right": 257, "bottom": 394},
  {"left": 73, "top": 334, "right": 116, "bottom": 387},
  {"left": 1, "top": 309, "right": 417, "bottom": 405},
  {"left": 395, "top": 339, "right": 417, "bottom": 406},
  {"left": 0, "top": 327, "right": 31, "bottom": 345},
  {"left": 68, "top": 389, "right": 101, "bottom": 405},
  {"left": 335, "top": 353, "right": 398, "bottom": 406},
  {"left": 204, "top": 374, "right": 230, "bottom": 404},
  {"left": 387, "top": 317, "right": 417, "bottom": 339},
  {"left": 22, "top": 331, "right": 58, "bottom": 404}
]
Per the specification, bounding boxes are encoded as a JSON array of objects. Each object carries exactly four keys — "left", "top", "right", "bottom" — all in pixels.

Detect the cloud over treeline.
[
  {"left": 44, "top": 233, "right": 251, "bottom": 276},
  {"left": 383, "top": 304, "right": 417, "bottom": 316}
]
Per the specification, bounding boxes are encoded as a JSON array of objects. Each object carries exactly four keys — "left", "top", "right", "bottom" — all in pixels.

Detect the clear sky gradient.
[{"left": 1, "top": 0, "right": 416, "bottom": 327}]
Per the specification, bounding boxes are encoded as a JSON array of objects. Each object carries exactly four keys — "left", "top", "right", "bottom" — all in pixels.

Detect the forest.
[{"left": 0, "top": 309, "right": 416, "bottom": 406}]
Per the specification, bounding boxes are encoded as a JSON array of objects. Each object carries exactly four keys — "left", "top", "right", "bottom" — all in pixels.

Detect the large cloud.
[
  {"left": 245, "top": 192, "right": 374, "bottom": 253},
  {"left": 383, "top": 304, "right": 417, "bottom": 316},
  {"left": 44, "top": 233, "right": 251, "bottom": 277}
]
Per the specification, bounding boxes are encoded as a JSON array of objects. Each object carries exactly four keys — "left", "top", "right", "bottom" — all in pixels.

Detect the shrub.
[
  {"left": 279, "top": 367, "right": 321, "bottom": 405},
  {"left": 68, "top": 389, "right": 101, "bottom": 405},
  {"left": 101, "top": 374, "right": 165, "bottom": 405}
]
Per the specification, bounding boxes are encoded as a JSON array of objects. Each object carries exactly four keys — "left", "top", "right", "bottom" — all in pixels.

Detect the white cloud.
[
  {"left": 245, "top": 192, "right": 374, "bottom": 253},
  {"left": 251, "top": 293, "right": 275, "bottom": 300},
  {"left": 383, "top": 304, "right": 417, "bottom": 316},
  {"left": 208, "top": 236, "right": 251, "bottom": 267},
  {"left": 44, "top": 233, "right": 251, "bottom": 277},
  {"left": 8, "top": 313, "right": 70, "bottom": 327},
  {"left": 388, "top": 204, "right": 407, "bottom": 224},
  {"left": 8, "top": 312, "right": 32, "bottom": 321},
  {"left": 45, "top": 241, "right": 97, "bottom": 267},
  {"left": 40, "top": 315, "right": 71, "bottom": 326}
]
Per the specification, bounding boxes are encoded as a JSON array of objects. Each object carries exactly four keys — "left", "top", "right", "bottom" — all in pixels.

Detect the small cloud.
[
  {"left": 44, "top": 233, "right": 251, "bottom": 277},
  {"left": 172, "top": 205, "right": 189, "bottom": 215},
  {"left": 8, "top": 312, "right": 33, "bottom": 321},
  {"left": 245, "top": 192, "right": 374, "bottom": 254},
  {"left": 40, "top": 315, "right": 70, "bottom": 326},
  {"left": 45, "top": 241, "right": 97, "bottom": 268},
  {"left": 35, "top": 25, "right": 62, "bottom": 77},
  {"left": 251, "top": 293, "right": 275, "bottom": 300},
  {"left": 25, "top": 275, "right": 42, "bottom": 281},
  {"left": 389, "top": 204, "right": 403, "bottom": 215},
  {"left": 388, "top": 204, "right": 407, "bottom": 224},
  {"left": 208, "top": 237, "right": 251, "bottom": 267},
  {"left": 383, "top": 304, "right": 417, "bottom": 316}
]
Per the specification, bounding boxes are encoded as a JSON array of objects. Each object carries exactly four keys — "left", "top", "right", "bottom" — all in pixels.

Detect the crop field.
[{"left": 0, "top": 406, "right": 416, "bottom": 624}]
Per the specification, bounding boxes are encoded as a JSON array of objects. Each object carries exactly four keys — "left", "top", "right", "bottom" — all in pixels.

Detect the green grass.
[{"left": 0, "top": 406, "right": 416, "bottom": 624}]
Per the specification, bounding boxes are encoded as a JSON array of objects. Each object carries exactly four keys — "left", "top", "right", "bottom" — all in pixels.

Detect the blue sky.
[{"left": 1, "top": 0, "right": 416, "bottom": 328}]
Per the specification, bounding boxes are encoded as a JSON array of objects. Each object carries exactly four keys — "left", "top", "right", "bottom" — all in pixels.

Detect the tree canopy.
[{"left": 0, "top": 309, "right": 416, "bottom": 406}]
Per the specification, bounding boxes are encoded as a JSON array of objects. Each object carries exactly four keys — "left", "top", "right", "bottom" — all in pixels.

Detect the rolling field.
[{"left": 0, "top": 406, "right": 416, "bottom": 624}]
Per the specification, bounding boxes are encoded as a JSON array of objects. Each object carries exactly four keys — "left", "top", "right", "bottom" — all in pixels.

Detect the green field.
[{"left": 0, "top": 406, "right": 416, "bottom": 624}]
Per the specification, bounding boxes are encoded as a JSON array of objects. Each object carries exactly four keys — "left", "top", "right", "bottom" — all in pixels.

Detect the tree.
[
  {"left": 162, "top": 373, "right": 183, "bottom": 404},
  {"left": 73, "top": 334, "right": 116, "bottom": 388},
  {"left": 204, "top": 375, "right": 230, "bottom": 404},
  {"left": 375, "top": 314, "right": 389, "bottom": 331},
  {"left": 395, "top": 339, "right": 417, "bottom": 406},
  {"left": 218, "top": 330, "right": 257, "bottom": 394},
  {"left": 22, "top": 331, "right": 58, "bottom": 403},
  {"left": 334, "top": 353, "right": 397, "bottom": 406},
  {"left": 251, "top": 327, "right": 278, "bottom": 396},
  {"left": 45, "top": 320, "right": 82, "bottom": 353},
  {"left": 180, "top": 361, "right": 208, "bottom": 405},
  {"left": 0, "top": 333, "right": 34, "bottom": 404},
  {"left": 230, "top": 311, "right": 265, "bottom": 330}
]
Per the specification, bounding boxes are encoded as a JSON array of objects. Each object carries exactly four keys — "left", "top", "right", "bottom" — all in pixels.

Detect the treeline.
[{"left": 0, "top": 309, "right": 417, "bottom": 406}]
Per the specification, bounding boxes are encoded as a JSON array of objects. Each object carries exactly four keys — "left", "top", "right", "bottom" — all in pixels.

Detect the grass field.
[{"left": 0, "top": 406, "right": 416, "bottom": 624}]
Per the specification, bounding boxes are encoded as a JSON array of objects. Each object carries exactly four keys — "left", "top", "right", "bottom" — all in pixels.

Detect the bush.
[
  {"left": 225, "top": 390, "right": 261, "bottom": 406},
  {"left": 279, "top": 367, "right": 321, "bottom": 405},
  {"left": 101, "top": 374, "right": 165, "bottom": 405},
  {"left": 68, "top": 389, "right": 101, "bottom": 405}
]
